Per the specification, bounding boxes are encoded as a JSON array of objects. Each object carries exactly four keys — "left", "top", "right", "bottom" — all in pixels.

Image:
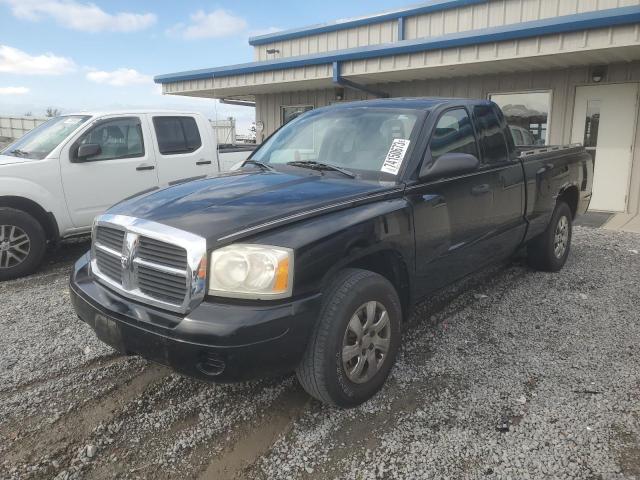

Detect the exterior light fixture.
[
  {"left": 266, "top": 48, "right": 280, "bottom": 55},
  {"left": 591, "top": 66, "right": 607, "bottom": 83}
]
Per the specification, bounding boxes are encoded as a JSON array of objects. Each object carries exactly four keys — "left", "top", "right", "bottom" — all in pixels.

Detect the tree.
[
  {"left": 249, "top": 122, "right": 257, "bottom": 141},
  {"left": 45, "top": 107, "right": 61, "bottom": 117}
]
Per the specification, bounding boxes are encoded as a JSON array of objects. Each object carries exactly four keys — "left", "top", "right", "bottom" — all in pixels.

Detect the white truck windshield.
[{"left": 1, "top": 115, "right": 91, "bottom": 160}]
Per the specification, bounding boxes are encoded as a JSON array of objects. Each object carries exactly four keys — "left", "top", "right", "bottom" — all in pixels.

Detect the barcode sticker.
[{"left": 380, "top": 139, "right": 410, "bottom": 175}]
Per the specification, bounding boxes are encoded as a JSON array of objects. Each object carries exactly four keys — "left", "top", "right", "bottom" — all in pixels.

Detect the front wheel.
[
  {"left": 0, "top": 208, "right": 47, "bottom": 281},
  {"left": 296, "top": 268, "right": 402, "bottom": 407},
  {"left": 527, "top": 201, "right": 573, "bottom": 272}
]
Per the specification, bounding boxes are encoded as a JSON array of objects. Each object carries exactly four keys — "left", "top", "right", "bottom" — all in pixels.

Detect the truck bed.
[{"left": 516, "top": 144, "right": 584, "bottom": 161}]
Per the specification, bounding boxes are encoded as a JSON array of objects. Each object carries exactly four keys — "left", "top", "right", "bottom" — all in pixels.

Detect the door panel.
[
  {"left": 60, "top": 116, "right": 159, "bottom": 228},
  {"left": 409, "top": 169, "right": 497, "bottom": 298},
  {"left": 571, "top": 83, "right": 638, "bottom": 212},
  {"left": 148, "top": 115, "right": 216, "bottom": 185}
]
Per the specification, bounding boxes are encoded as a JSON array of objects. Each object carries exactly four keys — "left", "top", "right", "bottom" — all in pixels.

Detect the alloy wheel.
[
  {"left": 553, "top": 215, "right": 569, "bottom": 259},
  {"left": 0, "top": 225, "right": 31, "bottom": 269},
  {"left": 341, "top": 301, "right": 391, "bottom": 384}
]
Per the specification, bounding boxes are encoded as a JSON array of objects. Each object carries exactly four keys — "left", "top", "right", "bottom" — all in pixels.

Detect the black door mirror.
[
  {"left": 75, "top": 143, "right": 101, "bottom": 161},
  {"left": 419, "top": 152, "right": 480, "bottom": 181}
]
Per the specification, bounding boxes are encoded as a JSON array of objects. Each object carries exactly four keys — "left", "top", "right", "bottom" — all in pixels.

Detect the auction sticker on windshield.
[{"left": 381, "top": 139, "right": 410, "bottom": 175}]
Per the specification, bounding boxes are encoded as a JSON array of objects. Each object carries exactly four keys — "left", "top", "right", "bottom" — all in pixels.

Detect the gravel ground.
[{"left": 1, "top": 227, "right": 639, "bottom": 480}]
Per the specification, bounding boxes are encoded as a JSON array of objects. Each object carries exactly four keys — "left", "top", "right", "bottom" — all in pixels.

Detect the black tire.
[
  {"left": 527, "top": 201, "right": 573, "bottom": 272},
  {"left": 0, "top": 208, "right": 47, "bottom": 281},
  {"left": 296, "top": 268, "right": 402, "bottom": 407}
]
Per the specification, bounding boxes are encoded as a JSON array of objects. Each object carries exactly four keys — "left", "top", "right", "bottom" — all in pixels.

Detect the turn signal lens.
[{"left": 208, "top": 245, "right": 294, "bottom": 299}]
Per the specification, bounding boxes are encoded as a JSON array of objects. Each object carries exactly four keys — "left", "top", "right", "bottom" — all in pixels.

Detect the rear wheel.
[
  {"left": 296, "top": 268, "right": 401, "bottom": 407},
  {"left": 527, "top": 201, "right": 572, "bottom": 272},
  {"left": 0, "top": 208, "right": 47, "bottom": 281}
]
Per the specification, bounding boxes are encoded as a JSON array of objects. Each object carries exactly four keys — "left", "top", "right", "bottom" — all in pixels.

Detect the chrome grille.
[
  {"left": 90, "top": 215, "right": 207, "bottom": 314},
  {"left": 138, "top": 237, "right": 188, "bottom": 270},
  {"left": 95, "top": 248, "right": 122, "bottom": 283},
  {"left": 95, "top": 226, "right": 125, "bottom": 252},
  {"left": 138, "top": 265, "right": 187, "bottom": 304}
]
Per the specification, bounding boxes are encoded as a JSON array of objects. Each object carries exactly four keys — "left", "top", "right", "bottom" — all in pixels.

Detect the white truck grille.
[{"left": 91, "top": 215, "right": 207, "bottom": 314}]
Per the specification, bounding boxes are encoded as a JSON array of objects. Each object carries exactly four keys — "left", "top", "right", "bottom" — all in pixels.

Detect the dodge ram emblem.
[{"left": 120, "top": 255, "right": 130, "bottom": 269}]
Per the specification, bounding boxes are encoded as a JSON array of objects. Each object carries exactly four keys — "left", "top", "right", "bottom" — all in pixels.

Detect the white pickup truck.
[{"left": 0, "top": 110, "right": 253, "bottom": 280}]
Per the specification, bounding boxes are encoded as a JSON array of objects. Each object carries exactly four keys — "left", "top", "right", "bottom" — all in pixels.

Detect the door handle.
[
  {"left": 136, "top": 164, "right": 155, "bottom": 171},
  {"left": 196, "top": 160, "right": 212, "bottom": 165},
  {"left": 471, "top": 184, "right": 490, "bottom": 195}
]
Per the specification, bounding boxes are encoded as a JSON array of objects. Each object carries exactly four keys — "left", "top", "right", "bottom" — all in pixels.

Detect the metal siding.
[
  {"left": 255, "top": 20, "right": 398, "bottom": 61},
  {"left": 253, "top": 0, "right": 640, "bottom": 60}
]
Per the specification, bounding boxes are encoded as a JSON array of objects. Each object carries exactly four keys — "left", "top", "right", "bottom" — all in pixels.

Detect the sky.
[{"left": 0, "top": 0, "right": 415, "bottom": 133}]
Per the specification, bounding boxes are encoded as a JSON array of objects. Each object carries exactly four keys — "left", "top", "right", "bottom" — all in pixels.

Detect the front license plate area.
[{"left": 94, "top": 313, "right": 125, "bottom": 352}]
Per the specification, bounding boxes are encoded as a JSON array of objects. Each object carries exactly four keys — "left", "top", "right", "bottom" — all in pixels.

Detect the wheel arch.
[
  {"left": 557, "top": 185, "right": 580, "bottom": 219},
  {"left": 326, "top": 247, "right": 412, "bottom": 320},
  {"left": 0, "top": 196, "right": 59, "bottom": 244}
]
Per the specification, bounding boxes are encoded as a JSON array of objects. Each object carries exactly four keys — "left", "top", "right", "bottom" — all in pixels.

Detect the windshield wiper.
[
  {"left": 242, "top": 159, "right": 275, "bottom": 172},
  {"left": 286, "top": 160, "right": 356, "bottom": 178},
  {"left": 10, "top": 149, "right": 29, "bottom": 157}
]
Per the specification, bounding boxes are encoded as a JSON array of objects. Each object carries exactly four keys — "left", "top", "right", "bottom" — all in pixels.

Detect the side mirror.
[
  {"left": 419, "top": 152, "right": 479, "bottom": 181},
  {"left": 75, "top": 143, "right": 101, "bottom": 161}
]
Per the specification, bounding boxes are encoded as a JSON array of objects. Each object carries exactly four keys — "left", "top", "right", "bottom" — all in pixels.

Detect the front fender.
[
  {"left": 0, "top": 176, "right": 70, "bottom": 235},
  {"left": 250, "top": 198, "right": 414, "bottom": 298}
]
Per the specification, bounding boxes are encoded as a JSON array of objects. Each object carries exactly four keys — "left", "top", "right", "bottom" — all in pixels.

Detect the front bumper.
[{"left": 69, "top": 252, "right": 321, "bottom": 382}]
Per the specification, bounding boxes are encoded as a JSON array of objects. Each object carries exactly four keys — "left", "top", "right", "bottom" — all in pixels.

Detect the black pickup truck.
[{"left": 70, "top": 98, "right": 593, "bottom": 407}]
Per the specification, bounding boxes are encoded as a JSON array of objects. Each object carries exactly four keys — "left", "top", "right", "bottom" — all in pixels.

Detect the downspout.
[{"left": 332, "top": 61, "right": 389, "bottom": 99}]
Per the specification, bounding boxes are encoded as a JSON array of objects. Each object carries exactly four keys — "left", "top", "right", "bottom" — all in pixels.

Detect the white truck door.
[
  {"left": 60, "top": 115, "right": 159, "bottom": 228},
  {"left": 148, "top": 114, "right": 217, "bottom": 185}
]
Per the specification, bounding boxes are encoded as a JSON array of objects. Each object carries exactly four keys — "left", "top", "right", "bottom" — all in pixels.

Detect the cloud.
[
  {"left": 167, "top": 9, "right": 247, "bottom": 39},
  {"left": 0, "top": 45, "right": 76, "bottom": 75},
  {"left": 1, "top": 0, "right": 156, "bottom": 32},
  {"left": 86, "top": 68, "right": 152, "bottom": 87},
  {"left": 0, "top": 86, "right": 29, "bottom": 95}
]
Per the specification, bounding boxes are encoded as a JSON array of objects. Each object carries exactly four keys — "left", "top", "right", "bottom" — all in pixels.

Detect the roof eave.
[{"left": 155, "top": 6, "right": 640, "bottom": 85}]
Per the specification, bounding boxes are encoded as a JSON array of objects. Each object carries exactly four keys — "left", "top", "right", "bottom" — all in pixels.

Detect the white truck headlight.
[{"left": 208, "top": 245, "right": 294, "bottom": 299}]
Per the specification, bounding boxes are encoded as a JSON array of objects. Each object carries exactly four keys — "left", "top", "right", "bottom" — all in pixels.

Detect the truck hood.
[
  {"left": 0, "top": 154, "right": 30, "bottom": 166},
  {"left": 108, "top": 170, "right": 399, "bottom": 245}
]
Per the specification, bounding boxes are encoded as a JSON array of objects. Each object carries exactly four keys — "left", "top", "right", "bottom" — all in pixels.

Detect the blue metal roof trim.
[
  {"left": 247, "top": 0, "right": 487, "bottom": 46},
  {"left": 155, "top": 6, "right": 640, "bottom": 84}
]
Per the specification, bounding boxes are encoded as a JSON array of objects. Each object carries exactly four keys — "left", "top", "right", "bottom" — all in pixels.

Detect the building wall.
[
  {"left": 256, "top": 61, "right": 640, "bottom": 140},
  {"left": 253, "top": 0, "right": 640, "bottom": 61},
  {"left": 0, "top": 116, "right": 47, "bottom": 140}
]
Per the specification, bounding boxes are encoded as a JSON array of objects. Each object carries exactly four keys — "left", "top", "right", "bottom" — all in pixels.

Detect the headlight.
[{"left": 208, "top": 244, "right": 294, "bottom": 299}]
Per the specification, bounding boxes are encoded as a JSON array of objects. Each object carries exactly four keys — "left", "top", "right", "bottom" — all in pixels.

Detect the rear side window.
[
  {"left": 153, "top": 116, "right": 202, "bottom": 155},
  {"left": 473, "top": 105, "right": 508, "bottom": 163},
  {"left": 429, "top": 108, "right": 478, "bottom": 162}
]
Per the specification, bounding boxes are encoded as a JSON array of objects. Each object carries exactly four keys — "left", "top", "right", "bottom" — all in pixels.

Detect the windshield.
[
  {"left": 251, "top": 107, "right": 422, "bottom": 181},
  {"left": 1, "top": 115, "right": 91, "bottom": 160}
]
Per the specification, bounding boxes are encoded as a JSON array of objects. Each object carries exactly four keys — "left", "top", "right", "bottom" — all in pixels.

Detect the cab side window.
[
  {"left": 473, "top": 105, "right": 509, "bottom": 163},
  {"left": 429, "top": 108, "right": 478, "bottom": 162},
  {"left": 153, "top": 116, "right": 202, "bottom": 155},
  {"left": 76, "top": 117, "right": 144, "bottom": 161}
]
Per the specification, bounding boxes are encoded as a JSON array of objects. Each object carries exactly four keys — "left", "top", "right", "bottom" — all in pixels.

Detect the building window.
[
  {"left": 489, "top": 91, "right": 551, "bottom": 145},
  {"left": 281, "top": 105, "right": 313, "bottom": 125}
]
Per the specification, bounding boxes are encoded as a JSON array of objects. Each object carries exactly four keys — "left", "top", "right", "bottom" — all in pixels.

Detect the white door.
[
  {"left": 60, "top": 115, "right": 159, "bottom": 228},
  {"left": 147, "top": 114, "right": 216, "bottom": 185},
  {"left": 571, "top": 83, "right": 639, "bottom": 212}
]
